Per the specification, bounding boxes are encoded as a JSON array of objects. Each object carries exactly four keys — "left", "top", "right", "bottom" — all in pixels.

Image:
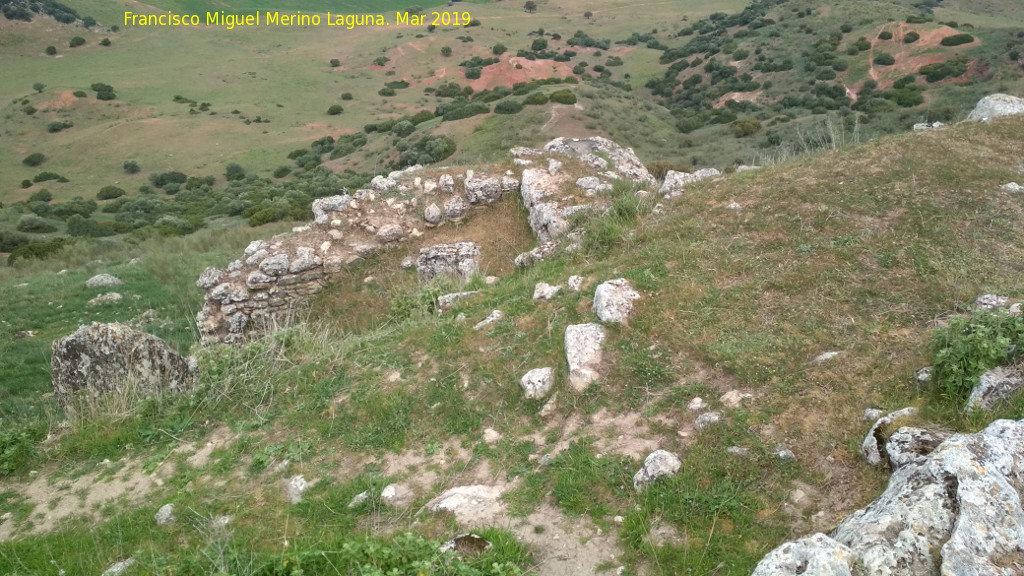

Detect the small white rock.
[
  {"left": 533, "top": 282, "right": 562, "bottom": 300},
  {"left": 687, "top": 397, "right": 706, "bottom": 412}
]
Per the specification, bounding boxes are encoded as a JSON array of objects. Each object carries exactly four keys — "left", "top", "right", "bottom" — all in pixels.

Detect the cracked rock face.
[
  {"left": 51, "top": 323, "right": 198, "bottom": 410},
  {"left": 416, "top": 242, "right": 480, "bottom": 283},
  {"left": 967, "top": 93, "right": 1024, "bottom": 121},
  {"left": 752, "top": 418, "right": 1024, "bottom": 576},
  {"left": 542, "top": 136, "right": 654, "bottom": 183}
]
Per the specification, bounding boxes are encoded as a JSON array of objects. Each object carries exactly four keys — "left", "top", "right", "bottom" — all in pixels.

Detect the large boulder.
[
  {"left": 464, "top": 177, "right": 502, "bottom": 204},
  {"left": 967, "top": 94, "right": 1024, "bottom": 121},
  {"left": 752, "top": 418, "right": 1024, "bottom": 576},
  {"left": 416, "top": 242, "right": 480, "bottom": 283},
  {"left": 542, "top": 137, "right": 654, "bottom": 183},
  {"left": 592, "top": 278, "right": 640, "bottom": 324},
  {"left": 85, "top": 274, "right": 123, "bottom": 288},
  {"left": 51, "top": 323, "right": 198, "bottom": 410},
  {"left": 564, "top": 323, "right": 606, "bottom": 391}
]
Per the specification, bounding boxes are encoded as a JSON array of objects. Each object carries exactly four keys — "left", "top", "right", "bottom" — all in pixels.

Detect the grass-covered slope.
[{"left": 2, "top": 115, "right": 1023, "bottom": 574}]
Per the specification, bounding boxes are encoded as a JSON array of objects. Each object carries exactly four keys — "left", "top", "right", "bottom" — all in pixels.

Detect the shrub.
[
  {"left": 33, "top": 172, "right": 63, "bottom": 183},
  {"left": 904, "top": 31, "right": 920, "bottom": 43},
  {"left": 341, "top": 92, "right": 353, "bottom": 100},
  {"left": 22, "top": 153, "right": 46, "bottom": 167},
  {"left": 920, "top": 58, "right": 968, "bottom": 82},
  {"left": 17, "top": 214, "right": 58, "bottom": 233},
  {"left": 392, "top": 120, "right": 416, "bottom": 137},
  {"left": 8, "top": 237, "right": 73, "bottom": 265},
  {"left": 549, "top": 89, "right": 577, "bottom": 104},
  {"left": 0, "top": 422, "right": 45, "bottom": 476},
  {"left": 97, "top": 185, "right": 126, "bottom": 200},
  {"left": 123, "top": 160, "right": 140, "bottom": 174},
  {"left": 878, "top": 31, "right": 893, "bottom": 40},
  {"left": 524, "top": 91, "right": 549, "bottom": 105},
  {"left": 29, "top": 189, "right": 52, "bottom": 202},
  {"left": 330, "top": 58, "right": 340, "bottom": 67},
  {"left": 465, "top": 67, "right": 482, "bottom": 80},
  {"left": 327, "top": 104, "right": 344, "bottom": 115},
  {"left": 492, "top": 43, "right": 507, "bottom": 55},
  {"left": 21, "top": 180, "right": 33, "bottom": 189},
  {"left": 494, "top": 99, "right": 524, "bottom": 114},
  {"left": 941, "top": 33, "right": 974, "bottom": 46},
  {"left": 931, "top": 308, "right": 1024, "bottom": 402},
  {"left": 373, "top": 56, "right": 391, "bottom": 66},
  {"left": 840, "top": 23, "right": 853, "bottom": 33},
  {"left": 273, "top": 166, "right": 292, "bottom": 178},
  {"left": 531, "top": 38, "right": 548, "bottom": 51},
  {"left": 441, "top": 46, "right": 452, "bottom": 57},
  {"left": 378, "top": 88, "right": 396, "bottom": 97},
  {"left": 66, "top": 214, "right": 117, "bottom": 237},
  {"left": 45, "top": 46, "right": 56, "bottom": 55},
  {"left": 47, "top": 121, "right": 72, "bottom": 133},
  {"left": 73, "top": 90, "right": 87, "bottom": 98},
  {"left": 385, "top": 80, "right": 410, "bottom": 89},
  {"left": 69, "top": 36, "right": 85, "bottom": 47},
  {"left": 873, "top": 53, "right": 895, "bottom": 66},
  {"left": 410, "top": 110, "right": 434, "bottom": 124},
  {"left": 732, "top": 117, "right": 762, "bottom": 137},
  {"left": 225, "top": 163, "right": 246, "bottom": 181},
  {"left": 0, "top": 231, "right": 31, "bottom": 253},
  {"left": 100, "top": 38, "right": 111, "bottom": 46}
]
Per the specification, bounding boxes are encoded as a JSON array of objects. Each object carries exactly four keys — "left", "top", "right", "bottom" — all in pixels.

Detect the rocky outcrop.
[
  {"left": 861, "top": 407, "right": 918, "bottom": 467},
  {"left": 542, "top": 136, "right": 654, "bottom": 183},
  {"left": 416, "top": 242, "right": 480, "bottom": 283},
  {"left": 51, "top": 323, "right": 197, "bottom": 410},
  {"left": 965, "top": 366, "right": 1023, "bottom": 412},
  {"left": 752, "top": 418, "right": 1024, "bottom": 576},
  {"left": 659, "top": 168, "right": 721, "bottom": 197},
  {"left": 592, "top": 278, "right": 640, "bottom": 324},
  {"left": 967, "top": 93, "right": 1024, "bottom": 121}
]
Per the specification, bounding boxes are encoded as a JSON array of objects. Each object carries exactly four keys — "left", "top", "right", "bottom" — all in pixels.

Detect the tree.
[
  {"left": 45, "top": 46, "right": 56, "bottom": 55},
  {"left": 327, "top": 104, "right": 344, "bottom": 115},
  {"left": 100, "top": 38, "right": 111, "bottom": 46},
  {"left": 330, "top": 58, "right": 340, "bottom": 67},
  {"left": 69, "top": 36, "right": 85, "bottom": 47},
  {"left": 441, "top": 45, "right": 452, "bottom": 57},
  {"left": 492, "top": 43, "right": 507, "bottom": 55},
  {"left": 531, "top": 38, "right": 548, "bottom": 51},
  {"left": 584, "top": 11, "right": 592, "bottom": 19},
  {"left": 123, "top": 160, "right": 140, "bottom": 174},
  {"left": 22, "top": 153, "right": 46, "bottom": 167},
  {"left": 524, "top": 1, "right": 537, "bottom": 13},
  {"left": 33, "top": 83, "right": 45, "bottom": 93}
]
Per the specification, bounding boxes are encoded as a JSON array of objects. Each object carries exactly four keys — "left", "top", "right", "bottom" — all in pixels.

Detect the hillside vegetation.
[{"left": 1, "top": 109, "right": 1023, "bottom": 573}]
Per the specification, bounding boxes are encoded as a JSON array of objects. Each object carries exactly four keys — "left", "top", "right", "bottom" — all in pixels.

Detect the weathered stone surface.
[
  {"left": 520, "top": 367, "right": 555, "bottom": 399},
  {"left": 285, "top": 475, "right": 309, "bottom": 504},
  {"left": 757, "top": 419, "right": 1024, "bottom": 576},
  {"left": 370, "top": 175, "right": 397, "bottom": 190},
  {"left": 417, "top": 242, "right": 480, "bottom": 283},
  {"left": 375, "top": 223, "right": 405, "bottom": 243},
  {"left": 576, "top": 176, "right": 601, "bottom": 190},
  {"left": 437, "top": 291, "right": 479, "bottom": 315},
  {"left": 464, "top": 177, "right": 502, "bottom": 204},
  {"left": 695, "top": 411, "right": 722, "bottom": 429},
  {"left": 88, "top": 292, "right": 123, "bottom": 306},
  {"left": 424, "top": 203, "right": 442, "bottom": 224},
  {"left": 439, "top": 173, "right": 455, "bottom": 193},
  {"left": 51, "top": 323, "right": 198, "bottom": 410},
  {"left": 473, "top": 310, "right": 503, "bottom": 331},
  {"left": 155, "top": 503, "right": 175, "bottom": 526},
  {"left": 514, "top": 242, "right": 557, "bottom": 268},
  {"left": 312, "top": 195, "right": 351, "bottom": 225},
  {"left": 567, "top": 275, "right": 583, "bottom": 292},
  {"left": 196, "top": 267, "right": 224, "bottom": 289},
  {"left": 659, "top": 168, "right": 721, "bottom": 196},
  {"left": 965, "top": 366, "right": 1024, "bottom": 412},
  {"left": 633, "top": 450, "right": 681, "bottom": 490},
  {"left": 861, "top": 407, "right": 918, "bottom": 467},
  {"left": 884, "top": 426, "right": 953, "bottom": 470},
  {"left": 86, "top": 274, "right": 123, "bottom": 288},
  {"left": 425, "top": 485, "right": 506, "bottom": 520},
  {"left": 967, "top": 93, "right": 1024, "bottom": 121},
  {"left": 527, "top": 203, "right": 569, "bottom": 243},
  {"left": 720, "top": 390, "right": 752, "bottom": 408},
  {"left": 500, "top": 175, "right": 520, "bottom": 192},
  {"left": 444, "top": 195, "right": 468, "bottom": 219},
  {"left": 533, "top": 282, "right": 562, "bottom": 300},
  {"left": 1002, "top": 182, "right": 1024, "bottom": 193},
  {"left": 913, "top": 121, "right": 945, "bottom": 131},
  {"left": 593, "top": 278, "right": 640, "bottom": 324},
  {"left": 565, "top": 323, "right": 606, "bottom": 392},
  {"left": 813, "top": 351, "right": 841, "bottom": 363},
  {"left": 381, "top": 483, "right": 415, "bottom": 508},
  {"left": 259, "top": 253, "right": 290, "bottom": 276},
  {"left": 974, "top": 293, "right": 1009, "bottom": 310},
  {"left": 543, "top": 136, "right": 654, "bottom": 183},
  {"left": 751, "top": 533, "right": 856, "bottom": 576},
  {"left": 288, "top": 247, "right": 321, "bottom": 273},
  {"left": 101, "top": 558, "right": 137, "bottom": 576}
]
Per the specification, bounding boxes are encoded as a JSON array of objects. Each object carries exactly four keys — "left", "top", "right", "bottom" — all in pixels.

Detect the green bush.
[
  {"left": 123, "top": 160, "right": 140, "bottom": 174},
  {"left": 732, "top": 117, "right": 762, "bottom": 137},
  {"left": 392, "top": 120, "right": 416, "bottom": 137},
  {"left": 494, "top": 99, "right": 524, "bottom": 114},
  {"left": 878, "top": 31, "right": 893, "bottom": 40},
  {"left": 327, "top": 104, "right": 344, "bottom": 115},
  {"left": 69, "top": 36, "right": 85, "bottom": 47},
  {"left": 548, "top": 89, "right": 577, "bottom": 104},
  {"left": 873, "top": 53, "right": 895, "bottom": 66},
  {"left": 21, "top": 180, "right": 33, "bottom": 189},
  {"left": 0, "top": 421, "right": 45, "bottom": 476},
  {"left": 225, "top": 162, "right": 246, "bottom": 181},
  {"left": 378, "top": 88, "right": 396, "bottom": 97},
  {"left": 931, "top": 308, "right": 1024, "bottom": 402},
  {"left": 45, "top": 45, "right": 56, "bottom": 55},
  {"left": 531, "top": 38, "right": 548, "bottom": 51},
  {"left": 341, "top": 92, "right": 353, "bottom": 100},
  {"left": 22, "top": 153, "right": 46, "bottom": 167},
  {"left": 410, "top": 110, "right": 434, "bottom": 125},
  {"left": 492, "top": 43, "right": 507, "bottom": 55},
  {"left": 29, "top": 189, "right": 52, "bottom": 202},
  {"left": 904, "top": 31, "right": 920, "bottom": 43},
  {"left": 8, "top": 237, "right": 72, "bottom": 265},
  {"left": 941, "top": 33, "right": 974, "bottom": 46},
  {"left": 47, "top": 121, "right": 72, "bottom": 133},
  {"left": 73, "top": 90, "right": 87, "bottom": 98},
  {"left": 66, "top": 214, "right": 117, "bottom": 237},
  {"left": 524, "top": 92, "right": 549, "bottom": 105},
  {"left": 100, "top": 38, "right": 111, "bottom": 46},
  {"left": 330, "top": 58, "right": 340, "bottom": 67},
  {"left": 97, "top": 185, "right": 125, "bottom": 200},
  {"left": 16, "top": 214, "right": 58, "bottom": 233},
  {"left": 273, "top": 166, "right": 292, "bottom": 178},
  {"left": 33, "top": 171, "right": 63, "bottom": 183},
  {"left": 465, "top": 67, "right": 482, "bottom": 80}
]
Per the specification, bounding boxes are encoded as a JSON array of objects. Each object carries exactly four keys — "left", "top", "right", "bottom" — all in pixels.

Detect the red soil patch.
[
  {"left": 713, "top": 90, "right": 763, "bottom": 109},
  {"left": 867, "top": 23, "right": 980, "bottom": 89},
  {"left": 37, "top": 90, "right": 78, "bottom": 111},
  {"left": 468, "top": 57, "right": 576, "bottom": 92}
]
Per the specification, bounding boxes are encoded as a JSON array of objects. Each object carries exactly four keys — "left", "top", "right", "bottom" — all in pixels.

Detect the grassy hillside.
[{"left": 1, "top": 111, "right": 1023, "bottom": 574}]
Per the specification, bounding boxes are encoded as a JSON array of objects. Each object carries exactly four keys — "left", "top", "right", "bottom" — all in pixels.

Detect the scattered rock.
[
  {"left": 520, "top": 367, "right": 555, "bottom": 399},
  {"left": 416, "top": 242, "right": 480, "bottom": 283},
  {"left": 695, "top": 411, "right": 722, "bottom": 429},
  {"left": 196, "top": 267, "right": 224, "bottom": 289},
  {"left": 727, "top": 446, "right": 750, "bottom": 457},
  {"left": 967, "top": 93, "right": 1024, "bottom": 121},
  {"left": 155, "top": 503, "right": 175, "bottom": 526},
  {"left": 440, "top": 533, "right": 493, "bottom": 556},
  {"left": 514, "top": 241, "right": 558, "bottom": 268},
  {"left": 425, "top": 484, "right": 507, "bottom": 522},
  {"left": 565, "top": 323, "right": 606, "bottom": 392},
  {"left": 863, "top": 407, "right": 884, "bottom": 422},
  {"left": 437, "top": 291, "right": 479, "bottom": 315},
  {"left": 751, "top": 533, "right": 856, "bottom": 576},
  {"left": 726, "top": 201, "right": 742, "bottom": 210},
  {"left": 312, "top": 195, "right": 351, "bottom": 225},
  {"left": 443, "top": 195, "right": 468, "bottom": 219},
  {"left": 659, "top": 168, "right": 721, "bottom": 196},
  {"left": 547, "top": 158, "right": 562, "bottom": 174},
  {"left": 348, "top": 491, "right": 370, "bottom": 508},
  {"left": 51, "top": 323, "right": 198, "bottom": 410},
  {"left": 424, "top": 203, "right": 442, "bottom": 224},
  {"left": 288, "top": 247, "right": 321, "bottom": 273},
  {"left": 576, "top": 176, "right": 601, "bottom": 190},
  {"left": 439, "top": 174, "right": 455, "bottom": 193},
  {"left": 860, "top": 407, "right": 918, "bottom": 467},
  {"left": 381, "top": 483, "right": 415, "bottom": 507},
  {"left": 85, "top": 274, "right": 123, "bottom": 288},
  {"left": 633, "top": 450, "right": 681, "bottom": 490},
  {"left": 14, "top": 330, "right": 37, "bottom": 339},
  {"left": 884, "top": 426, "right": 953, "bottom": 469},
  {"left": 484, "top": 275, "right": 499, "bottom": 285},
  {"left": 813, "top": 351, "right": 841, "bottom": 363},
  {"left": 687, "top": 397, "right": 706, "bottom": 412},
  {"left": 375, "top": 223, "right": 405, "bottom": 243},
  {"left": 915, "top": 367, "right": 932, "bottom": 384},
  {"left": 533, "top": 282, "right": 562, "bottom": 300},
  {"left": 974, "top": 293, "right": 1009, "bottom": 310},
  {"left": 567, "top": 275, "right": 583, "bottom": 291},
  {"left": 592, "top": 278, "right": 640, "bottom": 324},
  {"left": 285, "top": 475, "right": 309, "bottom": 504},
  {"left": 719, "top": 390, "right": 752, "bottom": 408},
  {"left": 400, "top": 256, "right": 415, "bottom": 270},
  {"left": 1002, "top": 182, "right": 1024, "bottom": 193},
  {"left": 483, "top": 428, "right": 502, "bottom": 444},
  {"left": 543, "top": 137, "right": 654, "bottom": 183},
  {"left": 965, "top": 366, "right": 1023, "bottom": 412},
  {"left": 464, "top": 177, "right": 502, "bottom": 204},
  {"left": 259, "top": 253, "right": 290, "bottom": 276},
  {"left": 913, "top": 121, "right": 945, "bottom": 131},
  {"left": 370, "top": 175, "right": 397, "bottom": 190},
  {"left": 101, "top": 559, "right": 136, "bottom": 576},
  {"left": 775, "top": 446, "right": 796, "bottom": 460},
  {"left": 88, "top": 292, "right": 123, "bottom": 306},
  {"left": 473, "top": 310, "right": 503, "bottom": 331}
]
